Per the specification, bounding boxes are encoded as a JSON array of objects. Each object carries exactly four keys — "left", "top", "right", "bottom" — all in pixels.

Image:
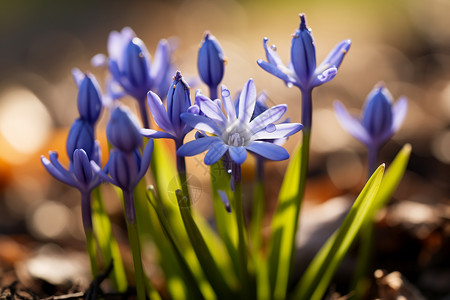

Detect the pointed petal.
[
  {"left": 140, "top": 128, "right": 174, "bottom": 139},
  {"left": 180, "top": 113, "right": 222, "bottom": 136},
  {"left": 218, "top": 190, "right": 231, "bottom": 213},
  {"left": 238, "top": 79, "right": 257, "bottom": 124},
  {"left": 91, "top": 53, "right": 108, "bottom": 67},
  {"left": 257, "top": 60, "right": 293, "bottom": 85},
  {"left": 246, "top": 141, "right": 289, "bottom": 161},
  {"left": 263, "top": 37, "right": 284, "bottom": 66},
  {"left": 311, "top": 67, "right": 337, "bottom": 87},
  {"left": 147, "top": 91, "right": 175, "bottom": 134},
  {"left": 229, "top": 146, "right": 247, "bottom": 165},
  {"left": 252, "top": 123, "right": 303, "bottom": 140},
  {"left": 221, "top": 85, "right": 236, "bottom": 122},
  {"left": 204, "top": 142, "right": 228, "bottom": 165},
  {"left": 334, "top": 101, "right": 371, "bottom": 145},
  {"left": 392, "top": 96, "right": 408, "bottom": 132},
  {"left": 137, "top": 139, "right": 153, "bottom": 180},
  {"left": 319, "top": 39, "right": 351, "bottom": 70},
  {"left": 150, "top": 39, "right": 171, "bottom": 85},
  {"left": 177, "top": 136, "right": 221, "bottom": 157},
  {"left": 90, "top": 161, "right": 118, "bottom": 186},
  {"left": 71, "top": 68, "right": 84, "bottom": 87},
  {"left": 196, "top": 91, "right": 227, "bottom": 127},
  {"left": 41, "top": 155, "right": 77, "bottom": 187},
  {"left": 249, "top": 104, "right": 287, "bottom": 133}
]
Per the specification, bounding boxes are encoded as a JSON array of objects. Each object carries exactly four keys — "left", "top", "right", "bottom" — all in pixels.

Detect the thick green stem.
[
  {"left": 250, "top": 158, "right": 265, "bottom": 252},
  {"left": 176, "top": 140, "right": 191, "bottom": 209}
]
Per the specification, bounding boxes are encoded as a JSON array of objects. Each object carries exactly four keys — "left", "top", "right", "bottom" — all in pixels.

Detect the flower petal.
[
  {"left": 90, "top": 160, "right": 118, "bottom": 186},
  {"left": 229, "top": 146, "right": 247, "bottom": 165},
  {"left": 137, "top": 139, "right": 154, "bottom": 180},
  {"left": 249, "top": 104, "right": 287, "bottom": 133},
  {"left": 147, "top": 91, "right": 175, "bottom": 134},
  {"left": 257, "top": 60, "right": 293, "bottom": 86},
  {"left": 252, "top": 123, "right": 303, "bottom": 140},
  {"left": 392, "top": 96, "right": 408, "bottom": 132},
  {"left": 334, "top": 101, "right": 371, "bottom": 145},
  {"left": 311, "top": 67, "right": 337, "bottom": 88},
  {"left": 140, "top": 128, "right": 174, "bottom": 139},
  {"left": 41, "top": 155, "right": 77, "bottom": 187},
  {"left": 150, "top": 39, "right": 171, "bottom": 86},
  {"left": 204, "top": 142, "right": 228, "bottom": 165},
  {"left": 196, "top": 91, "right": 227, "bottom": 127},
  {"left": 246, "top": 141, "right": 289, "bottom": 161},
  {"left": 221, "top": 85, "right": 236, "bottom": 122},
  {"left": 177, "top": 136, "right": 222, "bottom": 157},
  {"left": 71, "top": 68, "right": 84, "bottom": 87},
  {"left": 238, "top": 79, "right": 257, "bottom": 124},
  {"left": 318, "top": 39, "right": 351, "bottom": 70},
  {"left": 263, "top": 37, "right": 284, "bottom": 66},
  {"left": 180, "top": 113, "right": 222, "bottom": 136}
]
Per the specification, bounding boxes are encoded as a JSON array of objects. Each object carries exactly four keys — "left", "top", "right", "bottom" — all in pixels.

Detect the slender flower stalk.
[{"left": 257, "top": 14, "right": 351, "bottom": 297}]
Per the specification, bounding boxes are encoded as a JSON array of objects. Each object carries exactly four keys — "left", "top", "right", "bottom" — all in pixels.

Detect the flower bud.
[
  {"left": 72, "top": 149, "right": 94, "bottom": 188},
  {"left": 77, "top": 73, "right": 103, "bottom": 124},
  {"left": 167, "top": 71, "right": 191, "bottom": 137},
  {"left": 66, "top": 118, "right": 95, "bottom": 160},
  {"left": 362, "top": 85, "right": 393, "bottom": 139},
  {"left": 108, "top": 149, "right": 141, "bottom": 192},
  {"left": 123, "top": 38, "right": 151, "bottom": 96},
  {"left": 290, "top": 14, "right": 316, "bottom": 86},
  {"left": 197, "top": 32, "right": 225, "bottom": 88},
  {"left": 106, "top": 106, "right": 142, "bottom": 152}
]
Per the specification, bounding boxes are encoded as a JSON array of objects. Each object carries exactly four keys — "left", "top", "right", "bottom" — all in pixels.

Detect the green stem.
[
  {"left": 176, "top": 140, "right": 191, "bottom": 209},
  {"left": 85, "top": 228, "right": 99, "bottom": 277},
  {"left": 250, "top": 158, "right": 265, "bottom": 253},
  {"left": 124, "top": 191, "right": 160, "bottom": 300}
]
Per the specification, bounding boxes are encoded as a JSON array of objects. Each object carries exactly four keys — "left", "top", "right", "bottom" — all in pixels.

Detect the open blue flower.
[
  {"left": 41, "top": 147, "right": 101, "bottom": 229},
  {"left": 141, "top": 71, "right": 193, "bottom": 145},
  {"left": 257, "top": 14, "right": 351, "bottom": 92},
  {"left": 334, "top": 83, "right": 408, "bottom": 149},
  {"left": 177, "top": 79, "right": 303, "bottom": 165}
]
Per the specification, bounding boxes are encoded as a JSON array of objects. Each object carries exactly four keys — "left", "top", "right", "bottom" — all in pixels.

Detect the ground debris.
[{"left": 375, "top": 269, "right": 427, "bottom": 300}]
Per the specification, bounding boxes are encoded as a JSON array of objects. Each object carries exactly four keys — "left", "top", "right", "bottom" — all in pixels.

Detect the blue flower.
[
  {"left": 66, "top": 118, "right": 96, "bottom": 161},
  {"left": 257, "top": 14, "right": 351, "bottom": 92},
  {"left": 198, "top": 32, "right": 225, "bottom": 91},
  {"left": 141, "top": 71, "right": 193, "bottom": 145},
  {"left": 104, "top": 27, "right": 173, "bottom": 102},
  {"left": 72, "top": 69, "right": 103, "bottom": 124},
  {"left": 41, "top": 147, "right": 101, "bottom": 230},
  {"left": 106, "top": 105, "right": 143, "bottom": 153},
  {"left": 334, "top": 83, "right": 408, "bottom": 149},
  {"left": 177, "top": 79, "right": 303, "bottom": 165},
  {"left": 91, "top": 140, "right": 153, "bottom": 222}
]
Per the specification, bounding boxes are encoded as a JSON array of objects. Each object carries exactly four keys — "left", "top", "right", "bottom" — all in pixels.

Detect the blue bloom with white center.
[
  {"left": 72, "top": 69, "right": 103, "bottom": 124},
  {"left": 334, "top": 83, "right": 408, "bottom": 149},
  {"left": 198, "top": 32, "right": 225, "bottom": 98},
  {"left": 177, "top": 79, "right": 303, "bottom": 165},
  {"left": 141, "top": 71, "right": 193, "bottom": 146},
  {"left": 106, "top": 105, "right": 143, "bottom": 153},
  {"left": 257, "top": 14, "right": 351, "bottom": 92}
]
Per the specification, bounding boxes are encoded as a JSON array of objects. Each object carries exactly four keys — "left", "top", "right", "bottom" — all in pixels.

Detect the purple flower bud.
[
  {"left": 167, "top": 71, "right": 192, "bottom": 139},
  {"left": 123, "top": 38, "right": 152, "bottom": 99},
  {"left": 77, "top": 73, "right": 103, "bottom": 124},
  {"left": 291, "top": 14, "right": 316, "bottom": 87},
  {"left": 108, "top": 149, "right": 141, "bottom": 191},
  {"left": 106, "top": 106, "right": 142, "bottom": 152},
  {"left": 72, "top": 149, "right": 94, "bottom": 188},
  {"left": 362, "top": 85, "right": 393, "bottom": 139},
  {"left": 66, "top": 118, "right": 95, "bottom": 161},
  {"left": 197, "top": 32, "right": 225, "bottom": 89}
]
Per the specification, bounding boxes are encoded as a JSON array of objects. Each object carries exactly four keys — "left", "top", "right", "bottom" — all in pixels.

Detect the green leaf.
[
  {"left": 91, "top": 187, "right": 127, "bottom": 292},
  {"left": 176, "top": 190, "right": 237, "bottom": 299},
  {"left": 292, "top": 164, "right": 385, "bottom": 300},
  {"left": 267, "top": 130, "right": 310, "bottom": 299}
]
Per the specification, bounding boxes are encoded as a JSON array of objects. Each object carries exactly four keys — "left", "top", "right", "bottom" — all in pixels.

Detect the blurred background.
[{"left": 0, "top": 0, "right": 449, "bottom": 298}]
